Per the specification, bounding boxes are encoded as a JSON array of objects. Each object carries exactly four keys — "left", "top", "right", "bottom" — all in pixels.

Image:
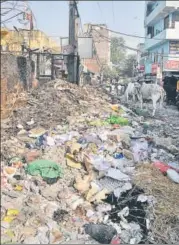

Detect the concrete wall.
[{"left": 1, "top": 53, "right": 32, "bottom": 119}]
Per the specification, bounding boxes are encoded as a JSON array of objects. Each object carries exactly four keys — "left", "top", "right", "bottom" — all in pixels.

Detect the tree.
[
  {"left": 122, "top": 54, "right": 137, "bottom": 77},
  {"left": 110, "top": 37, "right": 126, "bottom": 67},
  {"left": 1, "top": 1, "right": 31, "bottom": 26},
  {"left": 103, "top": 66, "right": 118, "bottom": 78}
]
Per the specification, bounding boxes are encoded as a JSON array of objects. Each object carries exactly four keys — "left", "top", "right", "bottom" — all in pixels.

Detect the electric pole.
[{"left": 68, "top": 0, "right": 76, "bottom": 83}]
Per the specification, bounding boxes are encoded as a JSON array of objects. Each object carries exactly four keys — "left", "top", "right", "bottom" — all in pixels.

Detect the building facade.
[
  {"left": 1, "top": 29, "right": 60, "bottom": 54},
  {"left": 144, "top": 1, "right": 179, "bottom": 78},
  {"left": 82, "top": 23, "right": 111, "bottom": 74}
]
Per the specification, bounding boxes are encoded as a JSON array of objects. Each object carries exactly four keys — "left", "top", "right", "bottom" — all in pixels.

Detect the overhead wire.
[
  {"left": 111, "top": 0, "right": 115, "bottom": 25},
  {"left": 96, "top": 1, "right": 106, "bottom": 25},
  {"left": 92, "top": 28, "right": 179, "bottom": 58},
  {"left": 94, "top": 2, "right": 109, "bottom": 68},
  {"left": 1, "top": 11, "right": 23, "bottom": 24},
  {"left": 91, "top": 24, "right": 173, "bottom": 41}
]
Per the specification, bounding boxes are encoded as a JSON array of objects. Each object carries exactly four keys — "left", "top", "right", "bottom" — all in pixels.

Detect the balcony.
[
  {"left": 145, "top": 24, "right": 179, "bottom": 50},
  {"left": 145, "top": 1, "right": 179, "bottom": 26},
  {"left": 145, "top": 32, "right": 165, "bottom": 50}
]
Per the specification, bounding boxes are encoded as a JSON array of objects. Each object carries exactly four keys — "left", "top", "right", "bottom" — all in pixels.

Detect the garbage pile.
[{"left": 1, "top": 79, "right": 179, "bottom": 244}]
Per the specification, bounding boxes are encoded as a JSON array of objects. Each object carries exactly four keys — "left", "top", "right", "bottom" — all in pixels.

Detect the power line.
[
  {"left": 91, "top": 24, "right": 173, "bottom": 41},
  {"left": 96, "top": 1, "right": 106, "bottom": 25},
  {"left": 92, "top": 28, "right": 179, "bottom": 58},
  {"left": 111, "top": 1, "right": 115, "bottom": 25},
  {"left": 1, "top": 11, "right": 23, "bottom": 24}
]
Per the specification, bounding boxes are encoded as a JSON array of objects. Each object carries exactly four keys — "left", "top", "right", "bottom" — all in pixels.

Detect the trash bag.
[
  {"left": 84, "top": 223, "right": 117, "bottom": 244},
  {"left": 26, "top": 160, "right": 63, "bottom": 184}
]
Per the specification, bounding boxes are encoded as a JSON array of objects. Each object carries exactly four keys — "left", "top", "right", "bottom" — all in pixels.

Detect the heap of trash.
[{"left": 1, "top": 79, "right": 179, "bottom": 244}]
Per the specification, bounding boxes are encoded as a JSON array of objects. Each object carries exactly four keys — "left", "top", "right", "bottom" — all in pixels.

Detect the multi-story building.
[
  {"left": 82, "top": 23, "right": 111, "bottom": 74},
  {"left": 144, "top": 1, "right": 179, "bottom": 79}
]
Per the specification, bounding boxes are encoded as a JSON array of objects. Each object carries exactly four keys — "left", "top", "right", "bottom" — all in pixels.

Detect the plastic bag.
[
  {"left": 89, "top": 155, "right": 110, "bottom": 171},
  {"left": 106, "top": 116, "right": 129, "bottom": 126},
  {"left": 131, "top": 139, "right": 148, "bottom": 163},
  {"left": 26, "top": 160, "right": 63, "bottom": 183},
  {"left": 153, "top": 161, "right": 171, "bottom": 173},
  {"left": 168, "top": 162, "right": 179, "bottom": 172},
  {"left": 167, "top": 169, "right": 179, "bottom": 183}
]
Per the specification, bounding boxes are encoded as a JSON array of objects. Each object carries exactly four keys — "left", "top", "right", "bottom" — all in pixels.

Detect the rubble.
[{"left": 1, "top": 79, "right": 179, "bottom": 244}]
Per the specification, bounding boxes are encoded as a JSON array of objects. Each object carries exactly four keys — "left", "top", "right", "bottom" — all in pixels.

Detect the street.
[{"left": 1, "top": 0, "right": 179, "bottom": 244}]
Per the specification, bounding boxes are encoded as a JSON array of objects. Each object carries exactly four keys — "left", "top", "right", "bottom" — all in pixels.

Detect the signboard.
[
  {"left": 164, "top": 60, "right": 179, "bottom": 71},
  {"left": 53, "top": 54, "right": 63, "bottom": 60},
  {"left": 60, "top": 37, "right": 93, "bottom": 58},
  {"left": 170, "top": 41, "right": 179, "bottom": 54},
  {"left": 139, "top": 65, "right": 145, "bottom": 71},
  {"left": 78, "top": 37, "right": 93, "bottom": 59},
  {"left": 151, "top": 63, "right": 159, "bottom": 74},
  {"left": 157, "top": 66, "right": 162, "bottom": 79}
]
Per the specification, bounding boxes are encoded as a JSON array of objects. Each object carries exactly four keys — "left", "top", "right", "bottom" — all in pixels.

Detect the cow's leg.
[
  {"left": 125, "top": 92, "right": 129, "bottom": 103},
  {"left": 159, "top": 96, "right": 163, "bottom": 109},
  {"left": 132, "top": 93, "right": 135, "bottom": 102},
  {"left": 152, "top": 97, "right": 157, "bottom": 116},
  {"left": 140, "top": 96, "right": 143, "bottom": 109}
]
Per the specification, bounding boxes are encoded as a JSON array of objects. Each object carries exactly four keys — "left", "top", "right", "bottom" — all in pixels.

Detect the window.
[
  {"left": 164, "top": 15, "right": 169, "bottom": 29},
  {"left": 146, "top": 5, "right": 153, "bottom": 16},
  {"left": 172, "top": 12, "right": 179, "bottom": 22},
  {"left": 147, "top": 26, "right": 154, "bottom": 38},
  {"left": 156, "top": 29, "right": 161, "bottom": 35},
  {"left": 154, "top": 52, "right": 158, "bottom": 63}
]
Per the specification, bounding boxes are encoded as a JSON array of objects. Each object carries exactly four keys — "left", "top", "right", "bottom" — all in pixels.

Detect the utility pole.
[{"left": 68, "top": 0, "right": 76, "bottom": 83}]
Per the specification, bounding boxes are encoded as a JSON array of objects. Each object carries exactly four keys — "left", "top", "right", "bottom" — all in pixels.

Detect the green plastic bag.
[
  {"left": 106, "top": 116, "right": 129, "bottom": 126},
  {"left": 26, "top": 160, "right": 63, "bottom": 183}
]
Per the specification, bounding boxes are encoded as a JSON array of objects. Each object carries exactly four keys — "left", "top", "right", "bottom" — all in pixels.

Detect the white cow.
[
  {"left": 124, "top": 82, "right": 139, "bottom": 102},
  {"left": 137, "top": 83, "right": 165, "bottom": 116}
]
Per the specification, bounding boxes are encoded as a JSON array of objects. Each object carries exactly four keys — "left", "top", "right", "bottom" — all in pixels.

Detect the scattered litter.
[
  {"left": 106, "top": 168, "right": 131, "bottom": 181},
  {"left": 66, "top": 153, "right": 82, "bottom": 169},
  {"left": 89, "top": 155, "right": 111, "bottom": 171},
  {"left": 53, "top": 209, "right": 68, "bottom": 223},
  {"left": 28, "top": 127, "right": 47, "bottom": 138},
  {"left": 131, "top": 138, "right": 148, "bottom": 163},
  {"left": 1, "top": 79, "right": 178, "bottom": 244},
  {"left": 84, "top": 223, "right": 117, "bottom": 244},
  {"left": 153, "top": 161, "right": 171, "bottom": 173},
  {"left": 167, "top": 169, "right": 179, "bottom": 184},
  {"left": 106, "top": 116, "right": 129, "bottom": 126}
]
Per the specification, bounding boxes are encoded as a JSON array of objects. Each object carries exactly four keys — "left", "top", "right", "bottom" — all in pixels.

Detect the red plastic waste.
[
  {"left": 153, "top": 161, "right": 171, "bottom": 173},
  {"left": 111, "top": 235, "right": 121, "bottom": 244},
  {"left": 153, "top": 161, "right": 179, "bottom": 174}
]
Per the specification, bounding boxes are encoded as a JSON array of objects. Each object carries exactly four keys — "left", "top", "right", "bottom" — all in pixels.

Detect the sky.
[{"left": 3, "top": 1, "right": 146, "bottom": 53}]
